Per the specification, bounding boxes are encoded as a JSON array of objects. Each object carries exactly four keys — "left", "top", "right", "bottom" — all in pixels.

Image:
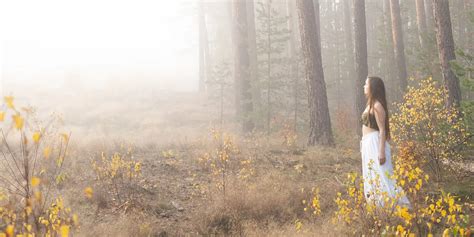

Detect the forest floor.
[{"left": 29, "top": 90, "right": 473, "bottom": 236}]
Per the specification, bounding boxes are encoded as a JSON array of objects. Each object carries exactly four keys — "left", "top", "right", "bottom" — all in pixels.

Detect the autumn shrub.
[
  {"left": 390, "top": 77, "right": 471, "bottom": 181},
  {"left": 90, "top": 146, "right": 142, "bottom": 209},
  {"left": 198, "top": 129, "right": 254, "bottom": 199},
  {"left": 279, "top": 121, "right": 299, "bottom": 153},
  {"left": 330, "top": 141, "right": 470, "bottom": 236},
  {"left": 0, "top": 96, "right": 77, "bottom": 236}
]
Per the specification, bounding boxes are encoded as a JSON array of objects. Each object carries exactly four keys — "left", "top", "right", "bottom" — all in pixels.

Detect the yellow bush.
[
  {"left": 280, "top": 121, "right": 298, "bottom": 151},
  {"left": 198, "top": 129, "right": 254, "bottom": 199},
  {"left": 0, "top": 96, "right": 77, "bottom": 236},
  {"left": 91, "top": 149, "right": 141, "bottom": 206},
  {"left": 391, "top": 77, "right": 471, "bottom": 181},
  {"left": 331, "top": 141, "right": 470, "bottom": 236}
]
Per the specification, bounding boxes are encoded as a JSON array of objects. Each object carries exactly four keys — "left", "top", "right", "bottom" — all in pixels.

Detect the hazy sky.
[{"left": 0, "top": 0, "right": 198, "bottom": 91}]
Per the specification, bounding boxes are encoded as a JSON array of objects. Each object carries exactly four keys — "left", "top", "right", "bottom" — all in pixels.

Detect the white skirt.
[{"left": 360, "top": 131, "right": 411, "bottom": 208}]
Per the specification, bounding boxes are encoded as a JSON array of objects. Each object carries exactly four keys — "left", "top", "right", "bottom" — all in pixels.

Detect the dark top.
[{"left": 361, "top": 111, "right": 379, "bottom": 131}]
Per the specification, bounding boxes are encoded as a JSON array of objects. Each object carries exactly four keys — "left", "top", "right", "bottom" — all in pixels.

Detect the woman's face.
[{"left": 364, "top": 78, "right": 370, "bottom": 96}]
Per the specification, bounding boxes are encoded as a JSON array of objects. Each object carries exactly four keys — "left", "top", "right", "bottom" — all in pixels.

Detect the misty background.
[
  {"left": 0, "top": 0, "right": 472, "bottom": 145},
  {"left": 0, "top": 0, "right": 211, "bottom": 144}
]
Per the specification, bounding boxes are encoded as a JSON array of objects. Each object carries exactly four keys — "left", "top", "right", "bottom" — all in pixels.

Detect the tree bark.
[
  {"left": 312, "top": 0, "right": 322, "bottom": 45},
  {"left": 353, "top": 0, "right": 368, "bottom": 133},
  {"left": 432, "top": 0, "right": 462, "bottom": 109},
  {"left": 416, "top": 0, "right": 428, "bottom": 48},
  {"left": 198, "top": 0, "right": 207, "bottom": 93},
  {"left": 466, "top": 0, "right": 473, "bottom": 54},
  {"left": 287, "top": 0, "right": 300, "bottom": 133},
  {"left": 344, "top": 0, "right": 357, "bottom": 120},
  {"left": 383, "top": 0, "right": 397, "bottom": 101},
  {"left": 296, "top": 0, "right": 334, "bottom": 146},
  {"left": 247, "top": 0, "right": 260, "bottom": 122},
  {"left": 233, "top": 0, "right": 255, "bottom": 132},
  {"left": 228, "top": 2, "right": 240, "bottom": 117},
  {"left": 425, "top": 0, "right": 435, "bottom": 36},
  {"left": 390, "top": 0, "right": 408, "bottom": 97}
]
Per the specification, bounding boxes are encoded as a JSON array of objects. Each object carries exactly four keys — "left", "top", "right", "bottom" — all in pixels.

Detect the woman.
[{"left": 360, "top": 76, "right": 410, "bottom": 208}]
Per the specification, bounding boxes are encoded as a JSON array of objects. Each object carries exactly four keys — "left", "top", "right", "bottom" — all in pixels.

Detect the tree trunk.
[
  {"left": 424, "top": 0, "right": 435, "bottom": 36},
  {"left": 198, "top": 0, "right": 207, "bottom": 93},
  {"left": 466, "top": 0, "right": 473, "bottom": 54},
  {"left": 416, "top": 0, "right": 428, "bottom": 48},
  {"left": 383, "top": 0, "right": 397, "bottom": 101},
  {"left": 344, "top": 0, "right": 356, "bottom": 119},
  {"left": 296, "top": 0, "right": 334, "bottom": 146},
  {"left": 233, "top": 0, "right": 255, "bottom": 132},
  {"left": 228, "top": 2, "right": 240, "bottom": 117},
  {"left": 287, "top": 0, "right": 300, "bottom": 133},
  {"left": 312, "top": 0, "right": 322, "bottom": 46},
  {"left": 455, "top": 0, "right": 465, "bottom": 49},
  {"left": 247, "top": 0, "right": 260, "bottom": 126},
  {"left": 266, "top": 0, "right": 272, "bottom": 136},
  {"left": 432, "top": 0, "right": 462, "bottom": 109},
  {"left": 390, "top": 0, "right": 408, "bottom": 97},
  {"left": 353, "top": 0, "right": 368, "bottom": 134}
]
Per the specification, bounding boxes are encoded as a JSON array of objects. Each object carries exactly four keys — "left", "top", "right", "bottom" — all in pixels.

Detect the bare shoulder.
[{"left": 373, "top": 101, "right": 385, "bottom": 114}]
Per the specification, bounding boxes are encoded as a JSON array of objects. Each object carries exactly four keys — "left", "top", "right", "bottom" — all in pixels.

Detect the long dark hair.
[{"left": 367, "top": 76, "right": 390, "bottom": 140}]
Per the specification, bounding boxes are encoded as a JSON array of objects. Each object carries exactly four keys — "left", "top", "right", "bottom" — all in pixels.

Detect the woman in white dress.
[{"left": 360, "top": 76, "right": 410, "bottom": 208}]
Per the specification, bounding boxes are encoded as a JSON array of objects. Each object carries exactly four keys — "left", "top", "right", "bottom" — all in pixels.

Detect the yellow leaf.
[
  {"left": 12, "top": 114, "right": 23, "bottom": 130},
  {"left": 4, "top": 96, "right": 14, "bottom": 109},
  {"left": 33, "top": 132, "right": 41, "bottom": 143},
  {"left": 31, "top": 177, "right": 40, "bottom": 187},
  {"left": 34, "top": 191, "right": 42, "bottom": 202},
  {"left": 443, "top": 228, "right": 450, "bottom": 237},
  {"left": 72, "top": 214, "right": 79, "bottom": 225},
  {"left": 61, "top": 133, "right": 69, "bottom": 143},
  {"left": 0, "top": 111, "right": 5, "bottom": 122},
  {"left": 60, "top": 225, "right": 69, "bottom": 237},
  {"left": 134, "top": 162, "right": 141, "bottom": 173},
  {"left": 441, "top": 210, "right": 447, "bottom": 217},
  {"left": 84, "top": 187, "right": 93, "bottom": 199},
  {"left": 43, "top": 147, "right": 51, "bottom": 159},
  {"left": 6, "top": 224, "right": 14, "bottom": 237}
]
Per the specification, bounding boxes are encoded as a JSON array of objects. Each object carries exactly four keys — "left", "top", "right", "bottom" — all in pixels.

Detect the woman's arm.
[{"left": 373, "top": 102, "right": 386, "bottom": 165}]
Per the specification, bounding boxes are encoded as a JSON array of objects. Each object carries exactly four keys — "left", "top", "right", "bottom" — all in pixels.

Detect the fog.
[
  {"left": 0, "top": 0, "right": 218, "bottom": 145},
  {"left": 0, "top": 0, "right": 197, "bottom": 93},
  {"left": 0, "top": 0, "right": 471, "bottom": 235}
]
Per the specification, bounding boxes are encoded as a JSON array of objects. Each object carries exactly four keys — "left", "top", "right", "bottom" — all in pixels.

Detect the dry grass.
[{"left": 3, "top": 87, "right": 471, "bottom": 236}]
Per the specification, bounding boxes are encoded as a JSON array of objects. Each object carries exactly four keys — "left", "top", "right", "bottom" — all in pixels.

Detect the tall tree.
[
  {"left": 415, "top": 0, "right": 428, "bottom": 48},
  {"left": 432, "top": 0, "right": 462, "bottom": 108},
  {"left": 424, "top": 0, "right": 435, "bottom": 33},
  {"left": 198, "top": 0, "right": 208, "bottom": 93},
  {"left": 312, "top": 0, "right": 322, "bottom": 46},
  {"left": 287, "top": 0, "right": 300, "bottom": 133},
  {"left": 233, "top": 0, "right": 254, "bottom": 132},
  {"left": 383, "top": 0, "right": 397, "bottom": 100},
  {"left": 247, "top": 0, "right": 260, "bottom": 123},
  {"left": 343, "top": 0, "right": 354, "bottom": 78},
  {"left": 353, "top": 0, "right": 368, "bottom": 132},
  {"left": 465, "top": 0, "right": 473, "bottom": 54},
  {"left": 296, "top": 0, "right": 334, "bottom": 146},
  {"left": 389, "top": 0, "right": 408, "bottom": 97},
  {"left": 343, "top": 0, "right": 357, "bottom": 118}
]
